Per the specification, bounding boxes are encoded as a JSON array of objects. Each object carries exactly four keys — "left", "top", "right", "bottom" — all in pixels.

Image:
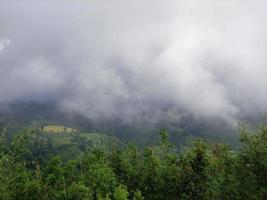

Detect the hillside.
[
  {"left": 0, "top": 102, "right": 239, "bottom": 147},
  {"left": 24, "top": 125, "right": 123, "bottom": 164}
]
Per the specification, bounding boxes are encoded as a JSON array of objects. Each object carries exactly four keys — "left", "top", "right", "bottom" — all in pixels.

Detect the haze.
[{"left": 1, "top": 0, "right": 267, "bottom": 126}]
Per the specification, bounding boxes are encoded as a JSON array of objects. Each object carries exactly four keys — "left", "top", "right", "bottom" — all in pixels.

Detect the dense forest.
[{"left": 0, "top": 123, "right": 267, "bottom": 200}]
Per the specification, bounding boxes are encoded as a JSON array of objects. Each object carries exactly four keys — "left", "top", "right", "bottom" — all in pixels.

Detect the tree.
[
  {"left": 236, "top": 123, "right": 267, "bottom": 200},
  {"left": 43, "top": 156, "right": 67, "bottom": 200},
  {"left": 113, "top": 184, "right": 129, "bottom": 200},
  {"left": 178, "top": 139, "right": 210, "bottom": 200},
  {"left": 132, "top": 190, "right": 144, "bottom": 200},
  {"left": 67, "top": 182, "right": 92, "bottom": 200},
  {"left": 82, "top": 150, "right": 117, "bottom": 199}
]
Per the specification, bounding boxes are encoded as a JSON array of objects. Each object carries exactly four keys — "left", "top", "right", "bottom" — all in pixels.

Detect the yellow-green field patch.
[{"left": 41, "top": 125, "right": 77, "bottom": 134}]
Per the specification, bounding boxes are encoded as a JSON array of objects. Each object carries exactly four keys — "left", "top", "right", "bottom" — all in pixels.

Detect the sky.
[{"left": 0, "top": 0, "right": 267, "bottom": 126}]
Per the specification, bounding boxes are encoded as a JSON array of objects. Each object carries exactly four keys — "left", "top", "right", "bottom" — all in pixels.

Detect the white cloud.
[
  {"left": 0, "top": 0, "right": 266, "bottom": 125},
  {"left": 0, "top": 39, "right": 10, "bottom": 54}
]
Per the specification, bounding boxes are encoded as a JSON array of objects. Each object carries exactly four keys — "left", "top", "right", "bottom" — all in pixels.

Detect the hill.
[{"left": 0, "top": 101, "right": 240, "bottom": 147}]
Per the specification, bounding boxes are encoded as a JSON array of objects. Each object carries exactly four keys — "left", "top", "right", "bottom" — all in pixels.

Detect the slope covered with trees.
[
  {"left": 0, "top": 102, "right": 240, "bottom": 148},
  {"left": 0, "top": 123, "right": 267, "bottom": 200}
]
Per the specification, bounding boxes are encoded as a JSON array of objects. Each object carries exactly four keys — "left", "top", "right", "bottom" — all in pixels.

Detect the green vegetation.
[
  {"left": 0, "top": 123, "right": 267, "bottom": 199},
  {"left": 25, "top": 127, "right": 122, "bottom": 164},
  {"left": 2, "top": 102, "right": 240, "bottom": 147}
]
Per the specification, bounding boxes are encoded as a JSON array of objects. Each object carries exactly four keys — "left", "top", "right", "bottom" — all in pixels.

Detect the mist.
[{"left": 1, "top": 0, "right": 267, "bottom": 126}]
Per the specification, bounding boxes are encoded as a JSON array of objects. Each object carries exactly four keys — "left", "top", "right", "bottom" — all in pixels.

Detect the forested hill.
[
  {"left": 0, "top": 102, "right": 239, "bottom": 147},
  {"left": 0, "top": 125, "right": 267, "bottom": 200}
]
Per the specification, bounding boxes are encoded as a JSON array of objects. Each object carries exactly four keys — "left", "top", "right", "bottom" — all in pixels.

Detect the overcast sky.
[{"left": 0, "top": 0, "right": 267, "bottom": 125}]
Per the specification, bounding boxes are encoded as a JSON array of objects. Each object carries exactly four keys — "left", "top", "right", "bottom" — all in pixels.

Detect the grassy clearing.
[{"left": 41, "top": 125, "right": 77, "bottom": 134}]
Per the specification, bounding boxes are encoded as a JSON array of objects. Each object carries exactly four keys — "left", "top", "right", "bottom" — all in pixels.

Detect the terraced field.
[{"left": 41, "top": 125, "right": 77, "bottom": 134}]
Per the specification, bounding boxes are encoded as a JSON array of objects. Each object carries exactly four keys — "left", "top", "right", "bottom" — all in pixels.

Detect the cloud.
[
  {"left": 0, "top": 39, "right": 10, "bottom": 54},
  {"left": 0, "top": 0, "right": 267, "bottom": 125}
]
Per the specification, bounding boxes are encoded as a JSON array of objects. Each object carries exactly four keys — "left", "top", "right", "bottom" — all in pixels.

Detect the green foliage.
[
  {"left": 132, "top": 190, "right": 144, "bottom": 200},
  {"left": 67, "top": 182, "right": 92, "bottom": 200},
  {"left": 81, "top": 150, "right": 117, "bottom": 198},
  {"left": 1, "top": 125, "right": 267, "bottom": 199},
  {"left": 113, "top": 184, "right": 128, "bottom": 200},
  {"left": 236, "top": 123, "right": 267, "bottom": 199}
]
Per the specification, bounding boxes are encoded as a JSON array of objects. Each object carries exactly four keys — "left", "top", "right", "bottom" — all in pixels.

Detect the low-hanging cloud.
[{"left": 0, "top": 0, "right": 267, "bottom": 126}]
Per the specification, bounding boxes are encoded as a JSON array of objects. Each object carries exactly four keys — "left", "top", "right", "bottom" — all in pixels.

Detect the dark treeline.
[{"left": 0, "top": 124, "right": 267, "bottom": 200}]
